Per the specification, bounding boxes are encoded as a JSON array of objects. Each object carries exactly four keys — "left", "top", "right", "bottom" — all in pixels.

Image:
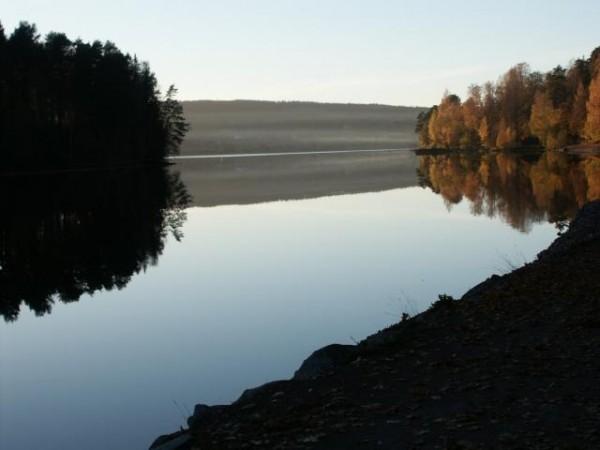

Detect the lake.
[{"left": 1, "top": 149, "right": 598, "bottom": 450}]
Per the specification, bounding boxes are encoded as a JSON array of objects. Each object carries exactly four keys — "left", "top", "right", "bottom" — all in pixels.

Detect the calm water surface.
[{"left": 3, "top": 150, "right": 596, "bottom": 450}]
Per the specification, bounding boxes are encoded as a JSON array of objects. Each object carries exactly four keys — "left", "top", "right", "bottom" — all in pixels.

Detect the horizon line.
[{"left": 179, "top": 98, "right": 430, "bottom": 108}]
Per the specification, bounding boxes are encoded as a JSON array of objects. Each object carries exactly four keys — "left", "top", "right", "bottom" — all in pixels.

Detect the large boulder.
[
  {"left": 149, "top": 431, "right": 191, "bottom": 450},
  {"left": 293, "top": 344, "right": 357, "bottom": 380},
  {"left": 539, "top": 200, "right": 600, "bottom": 259}
]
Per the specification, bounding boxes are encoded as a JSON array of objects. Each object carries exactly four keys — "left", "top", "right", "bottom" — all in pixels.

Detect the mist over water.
[{"left": 181, "top": 101, "right": 425, "bottom": 156}]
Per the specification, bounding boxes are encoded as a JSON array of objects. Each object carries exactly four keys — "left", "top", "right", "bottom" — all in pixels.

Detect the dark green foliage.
[
  {"left": 0, "top": 22, "right": 6, "bottom": 44},
  {"left": 0, "top": 21, "right": 188, "bottom": 170},
  {"left": 437, "top": 294, "right": 456, "bottom": 303},
  {"left": 415, "top": 106, "right": 436, "bottom": 147},
  {"left": 544, "top": 66, "right": 569, "bottom": 107},
  {"left": 162, "top": 85, "right": 190, "bottom": 155},
  {"left": 591, "top": 47, "right": 600, "bottom": 77},
  {"left": 431, "top": 294, "right": 456, "bottom": 309}
]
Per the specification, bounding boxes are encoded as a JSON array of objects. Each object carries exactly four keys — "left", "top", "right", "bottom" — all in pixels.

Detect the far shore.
[
  {"left": 559, "top": 143, "right": 600, "bottom": 155},
  {"left": 0, "top": 160, "right": 173, "bottom": 178},
  {"left": 414, "top": 144, "right": 600, "bottom": 156}
]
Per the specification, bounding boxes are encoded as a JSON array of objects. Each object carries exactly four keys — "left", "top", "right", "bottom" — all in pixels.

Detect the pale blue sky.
[{"left": 3, "top": 0, "right": 599, "bottom": 105}]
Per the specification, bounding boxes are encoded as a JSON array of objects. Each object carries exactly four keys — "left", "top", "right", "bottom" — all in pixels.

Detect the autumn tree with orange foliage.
[
  {"left": 494, "top": 63, "right": 540, "bottom": 148},
  {"left": 419, "top": 46, "right": 600, "bottom": 150},
  {"left": 584, "top": 71, "right": 600, "bottom": 142},
  {"left": 431, "top": 93, "right": 465, "bottom": 148},
  {"left": 529, "top": 91, "right": 567, "bottom": 149},
  {"left": 478, "top": 82, "right": 499, "bottom": 148}
]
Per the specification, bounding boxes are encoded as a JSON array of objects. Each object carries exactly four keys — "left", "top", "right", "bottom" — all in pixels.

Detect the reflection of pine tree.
[{"left": 0, "top": 168, "right": 191, "bottom": 321}]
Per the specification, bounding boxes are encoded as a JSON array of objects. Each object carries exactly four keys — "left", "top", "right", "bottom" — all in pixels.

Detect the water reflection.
[
  {"left": 174, "top": 149, "right": 418, "bottom": 207},
  {"left": 1, "top": 153, "right": 561, "bottom": 450},
  {"left": 0, "top": 168, "right": 191, "bottom": 321},
  {"left": 417, "top": 151, "right": 600, "bottom": 232}
]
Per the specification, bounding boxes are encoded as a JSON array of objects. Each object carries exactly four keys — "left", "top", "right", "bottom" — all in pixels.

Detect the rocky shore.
[{"left": 152, "top": 201, "right": 600, "bottom": 450}]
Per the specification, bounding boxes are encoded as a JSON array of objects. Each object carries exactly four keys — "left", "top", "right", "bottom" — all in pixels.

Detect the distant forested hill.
[{"left": 181, "top": 100, "right": 425, "bottom": 155}]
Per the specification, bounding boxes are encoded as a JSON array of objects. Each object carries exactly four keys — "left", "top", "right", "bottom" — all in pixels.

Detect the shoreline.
[
  {"left": 558, "top": 143, "right": 600, "bottom": 155},
  {"left": 0, "top": 160, "right": 173, "bottom": 178},
  {"left": 414, "top": 144, "right": 600, "bottom": 156},
  {"left": 169, "top": 148, "right": 413, "bottom": 160},
  {"left": 152, "top": 201, "right": 600, "bottom": 450}
]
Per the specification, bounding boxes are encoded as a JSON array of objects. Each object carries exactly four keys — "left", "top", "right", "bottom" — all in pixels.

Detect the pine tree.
[
  {"left": 161, "top": 85, "right": 190, "bottom": 156},
  {"left": 0, "top": 22, "right": 189, "bottom": 169}
]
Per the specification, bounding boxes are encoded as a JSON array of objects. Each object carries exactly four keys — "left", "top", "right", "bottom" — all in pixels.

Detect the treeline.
[
  {"left": 417, "top": 47, "right": 600, "bottom": 150},
  {"left": 0, "top": 22, "right": 188, "bottom": 170}
]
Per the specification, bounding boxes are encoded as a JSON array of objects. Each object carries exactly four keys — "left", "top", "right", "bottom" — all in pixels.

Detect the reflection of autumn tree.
[
  {"left": 530, "top": 153, "right": 571, "bottom": 220},
  {"left": 494, "top": 152, "right": 540, "bottom": 231},
  {"left": 418, "top": 152, "right": 600, "bottom": 232},
  {"left": 584, "top": 157, "right": 600, "bottom": 199}
]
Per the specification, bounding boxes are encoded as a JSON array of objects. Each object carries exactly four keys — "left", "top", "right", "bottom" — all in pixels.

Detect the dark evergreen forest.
[{"left": 0, "top": 21, "right": 188, "bottom": 170}]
